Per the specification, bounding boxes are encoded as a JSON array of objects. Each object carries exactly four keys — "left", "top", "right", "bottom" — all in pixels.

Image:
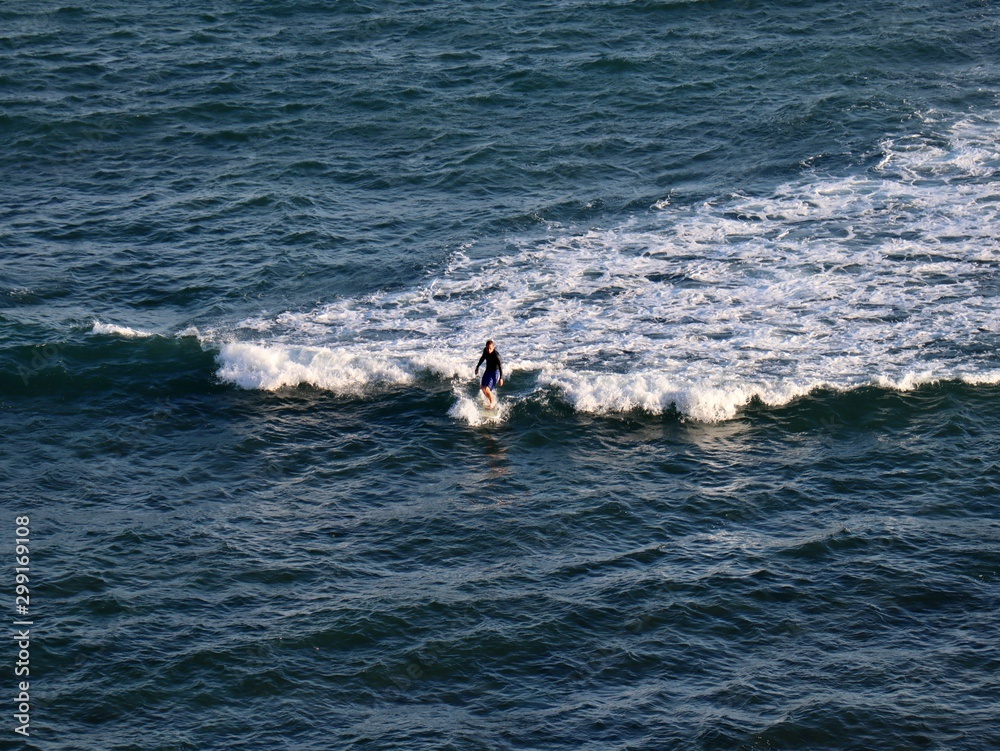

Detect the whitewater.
[{"left": 174, "top": 112, "right": 1000, "bottom": 422}]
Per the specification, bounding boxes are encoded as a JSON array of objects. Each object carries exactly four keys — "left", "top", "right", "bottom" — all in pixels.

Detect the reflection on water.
[{"left": 480, "top": 431, "right": 511, "bottom": 482}]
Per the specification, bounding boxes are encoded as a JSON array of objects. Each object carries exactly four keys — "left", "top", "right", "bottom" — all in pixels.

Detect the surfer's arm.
[{"left": 475, "top": 352, "right": 487, "bottom": 373}]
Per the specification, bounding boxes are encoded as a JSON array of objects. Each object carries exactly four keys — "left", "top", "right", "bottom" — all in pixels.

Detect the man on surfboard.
[{"left": 475, "top": 339, "right": 504, "bottom": 409}]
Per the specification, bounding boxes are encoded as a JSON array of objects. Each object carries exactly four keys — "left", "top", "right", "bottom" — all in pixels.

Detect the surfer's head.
[{"left": 485, "top": 339, "right": 494, "bottom": 352}]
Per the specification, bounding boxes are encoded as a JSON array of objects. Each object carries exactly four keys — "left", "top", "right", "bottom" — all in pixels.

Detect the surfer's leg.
[{"left": 481, "top": 371, "right": 498, "bottom": 408}]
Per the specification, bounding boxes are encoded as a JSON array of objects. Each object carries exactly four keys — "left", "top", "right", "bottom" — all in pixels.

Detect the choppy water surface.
[{"left": 2, "top": 1, "right": 1000, "bottom": 749}]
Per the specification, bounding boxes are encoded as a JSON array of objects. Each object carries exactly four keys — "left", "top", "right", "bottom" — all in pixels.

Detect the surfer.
[{"left": 474, "top": 339, "right": 504, "bottom": 409}]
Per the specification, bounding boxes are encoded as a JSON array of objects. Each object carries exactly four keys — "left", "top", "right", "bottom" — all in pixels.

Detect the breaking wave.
[{"left": 207, "top": 111, "right": 1000, "bottom": 421}]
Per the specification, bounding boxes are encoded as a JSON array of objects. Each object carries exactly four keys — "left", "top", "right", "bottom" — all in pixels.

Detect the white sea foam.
[
  {"left": 448, "top": 386, "right": 507, "bottom": 427},
  {"left": 91, "top": 321, "right": 156, "bottom": 338},
  {"left": 210, "top": 111, "right": 1000, "bottom": 421},
  {"left": 216, "top": 343, "right": 418, "bottom": 393}
]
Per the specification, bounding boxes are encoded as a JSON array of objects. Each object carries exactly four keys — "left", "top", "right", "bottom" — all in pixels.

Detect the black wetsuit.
[{"left": 476, "top": 348, "right": 503, "bottom": 386}]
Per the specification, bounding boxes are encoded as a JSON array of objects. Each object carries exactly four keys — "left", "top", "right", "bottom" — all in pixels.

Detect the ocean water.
[{"left": 2, "top": 0, "right": 1000, "bottom": 749}]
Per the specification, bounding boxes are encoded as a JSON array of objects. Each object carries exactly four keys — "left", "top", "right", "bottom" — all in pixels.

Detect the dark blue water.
[{"left": 2, "top": 1, "right": 1000, "bottom": 749}]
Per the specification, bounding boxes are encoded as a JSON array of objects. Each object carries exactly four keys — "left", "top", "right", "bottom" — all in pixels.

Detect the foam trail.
[
  {"left": 205, "top": 110, "right": 1000, "bottom": 421},
  {"left": 91, "top": 321, "right": 155, "bottom": 338}
]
